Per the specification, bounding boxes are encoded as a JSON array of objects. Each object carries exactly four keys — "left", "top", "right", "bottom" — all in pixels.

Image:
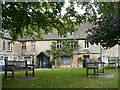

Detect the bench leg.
[
  {"left": 26, "top": 71, "right": 28, "bottom": 77},
  {"left": 86, "top": 68, "right": 88, "bottom": 77},
  {"left": 94, "top": 69, "right": 95, "bottom": 74},
  {"left": 115, "top": 64, "right": 117, "bottom": 69},
  {"left": 103, "top": 68, "right": 104, "bottom": 74},
  {"left": 108, "top": 64, "right": 110, "bottom": 69},
  {"left": 12, "top": 70, "right": 14, "bottom": 79},
  {"left": 32, "top": 67, "right": 34, "bottom": 77},
  {"left": 97, "top": 68, "right": 99, "bottom": 78},
  {"left": 5, "top": 70, "right": 7, "bottom": 79}
]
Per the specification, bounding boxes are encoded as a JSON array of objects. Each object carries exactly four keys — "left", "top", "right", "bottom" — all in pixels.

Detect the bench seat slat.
[
  {"left": 86, "top": 61, "right": 105, "bottom": 77},
  {"left": 4, "top": 60, "right": 35, "bottom": 79}
]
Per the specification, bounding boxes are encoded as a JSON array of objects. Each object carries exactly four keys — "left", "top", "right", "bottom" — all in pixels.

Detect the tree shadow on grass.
[{"left": 5, "top": 76, "right": 38, "bottom": 81}]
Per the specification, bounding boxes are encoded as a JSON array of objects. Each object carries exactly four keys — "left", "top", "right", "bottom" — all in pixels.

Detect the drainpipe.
[{"left": 100, "top": 43, "right": 102, "bottom": 62}]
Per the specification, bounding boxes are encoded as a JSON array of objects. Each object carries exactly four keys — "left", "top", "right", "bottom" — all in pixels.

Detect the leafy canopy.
[
  {"left": 2, "top": 2, "right": 80, "bottom": 40},
  {"left": 85, "top": 2, "right": 120, "bottom": 49},
  {"left": 2, "top": 1, "right": 120, "bottom": 48},
  {"left": 48, "top": 40, "right": 79, "bottom": 58},
  {"left": 2, "top": 1, "right": 97, "bottom": 40}
]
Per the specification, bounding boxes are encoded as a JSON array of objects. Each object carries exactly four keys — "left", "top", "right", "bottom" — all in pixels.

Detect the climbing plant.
[
  {"left": 50, "top": 40, "right": 79, "bottom": 58},
  {"left": 46, "top": 40, "right": 79, "bottom": 67}
]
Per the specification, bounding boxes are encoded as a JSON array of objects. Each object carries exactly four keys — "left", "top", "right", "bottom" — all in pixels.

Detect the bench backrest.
[
  {"left": 118, "top": 58, "right": 120, "bottom": 63},
  {"left": 5, "top": 60, "right": 27, "bottom": 69},
  {"left": 108, "top": 57, "right": 118, "bottom": 63},
  {"left": 86, "top": 61, "right": 105, "bottom": 68}
]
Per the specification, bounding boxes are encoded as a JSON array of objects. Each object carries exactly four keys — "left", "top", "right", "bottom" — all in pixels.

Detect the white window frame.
[
  {"left": 13, "top": 56, "right": 18, "bottom": 61},
  {"left": 56, "top": 41, "right": 62, "bottom": 49},
  {"left": 83, "top": 40, "right": 90, "bottom": 49},
  {"left": 4, "top": 56, "right": 8, "bottom": 61},
  {"left": 0, "top": 56, "right": 3, "bottom": 61},
  {"left": 3, "top": 41, "right": 5, "bottom": 50},
  {"left": 22, "top": 42, "right": 26, "bottom": 50},
  {"left": 24, "top": 56, "right": 32, "bottom": 64},
  {"left": 62, "top": 57, "right": 70, "bottom": 65},
  {"left": 31, "top": 41, "right": 36, "bottom": 51},
  {"left": 7, "top": 42, "right": 12, "bottom": 51},
  {"left": 71, "top": 40, "right": 77, "bottom": 48}
]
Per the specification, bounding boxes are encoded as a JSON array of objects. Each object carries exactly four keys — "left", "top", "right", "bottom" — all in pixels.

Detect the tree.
[
  {"left": 50, "top": 40, "right": 78, "bottom": 58},
  {"left": 85, "top": 2, "right": 120, "bottom": 48},
  {"left": 2, "top": 1, "right": 120, "bottom": 48},
  {"left": 2, "top": 2, "right": 81, "bottom": 41},
  {"left": 46, "top": 40, "right": 79, "bottom": 67},
  {"left": 2, "top": 1, "right": 97, "bottom": 41},
  {"left": 66, "top": 2, "right": 120, "bottom": 49},
  {"left": 87, "top": 13, "right": 120, "bottom": 48}
]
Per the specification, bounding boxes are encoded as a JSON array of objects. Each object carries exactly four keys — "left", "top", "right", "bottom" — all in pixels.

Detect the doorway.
[
  {"left": 37, "top": 52, "right": 50, "bottom": 68},
  {"left": 83, "top": 55, "right": 90, "bottom": 68}
]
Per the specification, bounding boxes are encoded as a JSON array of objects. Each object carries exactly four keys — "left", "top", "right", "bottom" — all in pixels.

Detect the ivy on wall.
[{"left": 46, "top": 40, "right": 79, "bottom": 67}]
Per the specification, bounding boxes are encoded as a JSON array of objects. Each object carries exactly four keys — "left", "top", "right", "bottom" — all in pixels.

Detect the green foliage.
[
  {"left": 2, "top": 2, "right": 61, "bottom": 40},
  {"left": 2, "top": 2, "right": 81, "bottom": 41},
  {"left": 49, "top": 40, "right": 79, "bottom": 59},
  {"left": 2, "top": 1, "right": 120, "bottom": 48},
  {"left": 2, "top": 1, "right": 98, "bottom": 41},
  {"left": 78, "top": 57, "right": 82, "bottom": 62},
  {"left": 55, "top": 57, "right": 61, "bottom": 66},
  {"left": 85, "top": 2, "right": 120, "bottom": 48}
]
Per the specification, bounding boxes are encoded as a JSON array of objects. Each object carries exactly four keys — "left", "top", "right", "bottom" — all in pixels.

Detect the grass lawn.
[{"left": 2, "top": 68, "right": 119, "bottom": 88}]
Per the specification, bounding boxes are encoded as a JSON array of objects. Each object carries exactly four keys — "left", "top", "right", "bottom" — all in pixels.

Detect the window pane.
[
  {"left": 0, "top": 56, "right": 3, "bottom": 60},
  {"left": 57, "top": 41, "right": 62, "bottom": 49},
  {"left": 24, "top": 57, "right": 32, "bottom": 64},
  {"left": 22, "top": 42, "right": 26, "bottom": 50},
  {"left": 62, "top": 57, "right": 70, "bottom": 64},
  {"left": 8, "top": 42, "right": 10, "bottom": 50},
  {"left": 4, "top": 57, "right": 8, "bottom": 61},
  {"left": 13, "top": 56, "right": 18, "bottom": 61},
  {"left": 31, "top": 41, "right": 35, "bottom": 50},
  {"left": 57, "top": 45, "right": 59, "bottom": 49},
  {"left": 3, "top": 41, "right": 5, "bottom": 50},
  {"left": 84, "top": 40, "right": 89, "bottom": 48}
]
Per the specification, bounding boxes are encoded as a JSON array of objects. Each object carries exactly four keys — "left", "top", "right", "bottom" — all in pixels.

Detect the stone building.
[{"left": 0, "top": 23, "right": 119, "bottom": 68}]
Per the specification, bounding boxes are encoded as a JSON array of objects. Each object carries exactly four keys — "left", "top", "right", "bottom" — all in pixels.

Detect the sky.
[{"left": 61, "top": 0, "right": 85, "bottom": 16}]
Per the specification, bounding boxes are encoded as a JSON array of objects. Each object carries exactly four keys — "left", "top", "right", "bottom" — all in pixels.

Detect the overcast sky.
[{"left": 61, "top": 0, "right": 85, "bottom": 16}]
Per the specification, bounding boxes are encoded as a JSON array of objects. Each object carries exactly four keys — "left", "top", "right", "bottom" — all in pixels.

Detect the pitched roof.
[
  {"left": 42, "top": 23, "right": 93, "bottom": 40},
  {"left": 0, "top": 31, "right": 12, "bottom": 40},
  {"left": 37, "top": 52, "right": 50, "bottom": 58},
  {"left": 2, "top": 23, "right": 93, "bottom": 41}
]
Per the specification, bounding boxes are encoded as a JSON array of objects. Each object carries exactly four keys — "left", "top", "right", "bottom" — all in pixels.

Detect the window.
[
  {"left": 62, "top": 57, "right": 70, "bottom": 65},
  {"left": 7, "top": 42, "right": 12, "bottom": 51},
  {"left": 3, "top": 41, "right": 5, "bottom": 50},
  {"left": 0, "top": 60, "right": 5, "bottom": 65},
  {"left": 67, "top": 32, "right": 74, "bottom": 36},
  {"left": 57, "top": 41, "right": 62, "bottom": 49},
  {"left": 56, "top": 40, "right": 78, "bottom": 49},
  {"left": 31, "top": 41, "right": 36, "bottom": 51},
  {"left": 102, "top": 56, "right": 108, "bottom": 63},
  {"left": 13, "top": 56, "right": 18, "bottom": 61},
  {"left": 22, "top": 42, "right": 26, "bottom": 50},
  {"left": 24, "top": 56, "right": 32, "bottom": 64},
  {"left": 84, "top": 40, "right": 90, "bottom": 49},
  {"left": 71, "top": 40, "right": 77, "bottom": 48},
  {"left": 0, "top": 56, "right": 3, "bottom": 60},
  {"left": 4, "top": 57, "right": 8, "bottom": 61}
]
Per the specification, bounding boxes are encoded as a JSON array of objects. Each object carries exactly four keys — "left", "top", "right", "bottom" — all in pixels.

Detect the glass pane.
[
  {"left": 24, "top": 57, "right": 32, "bottom": 64},
  {"left": 62, "top": 57, "right": 70, "bottom": 64}
]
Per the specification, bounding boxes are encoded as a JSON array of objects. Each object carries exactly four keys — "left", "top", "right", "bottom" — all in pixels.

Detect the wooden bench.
[
  {"left": 86, "top": 61, "right": 105, "bottom": 78},
  {"left": 108, "top": 57, "right": 118, "bottom": 69},
  {"left": 4, "top": 60, "right": 35, "bottom": 79},
  {"left": 117, "top": 58, "right": 120, "bottom": 68}
]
